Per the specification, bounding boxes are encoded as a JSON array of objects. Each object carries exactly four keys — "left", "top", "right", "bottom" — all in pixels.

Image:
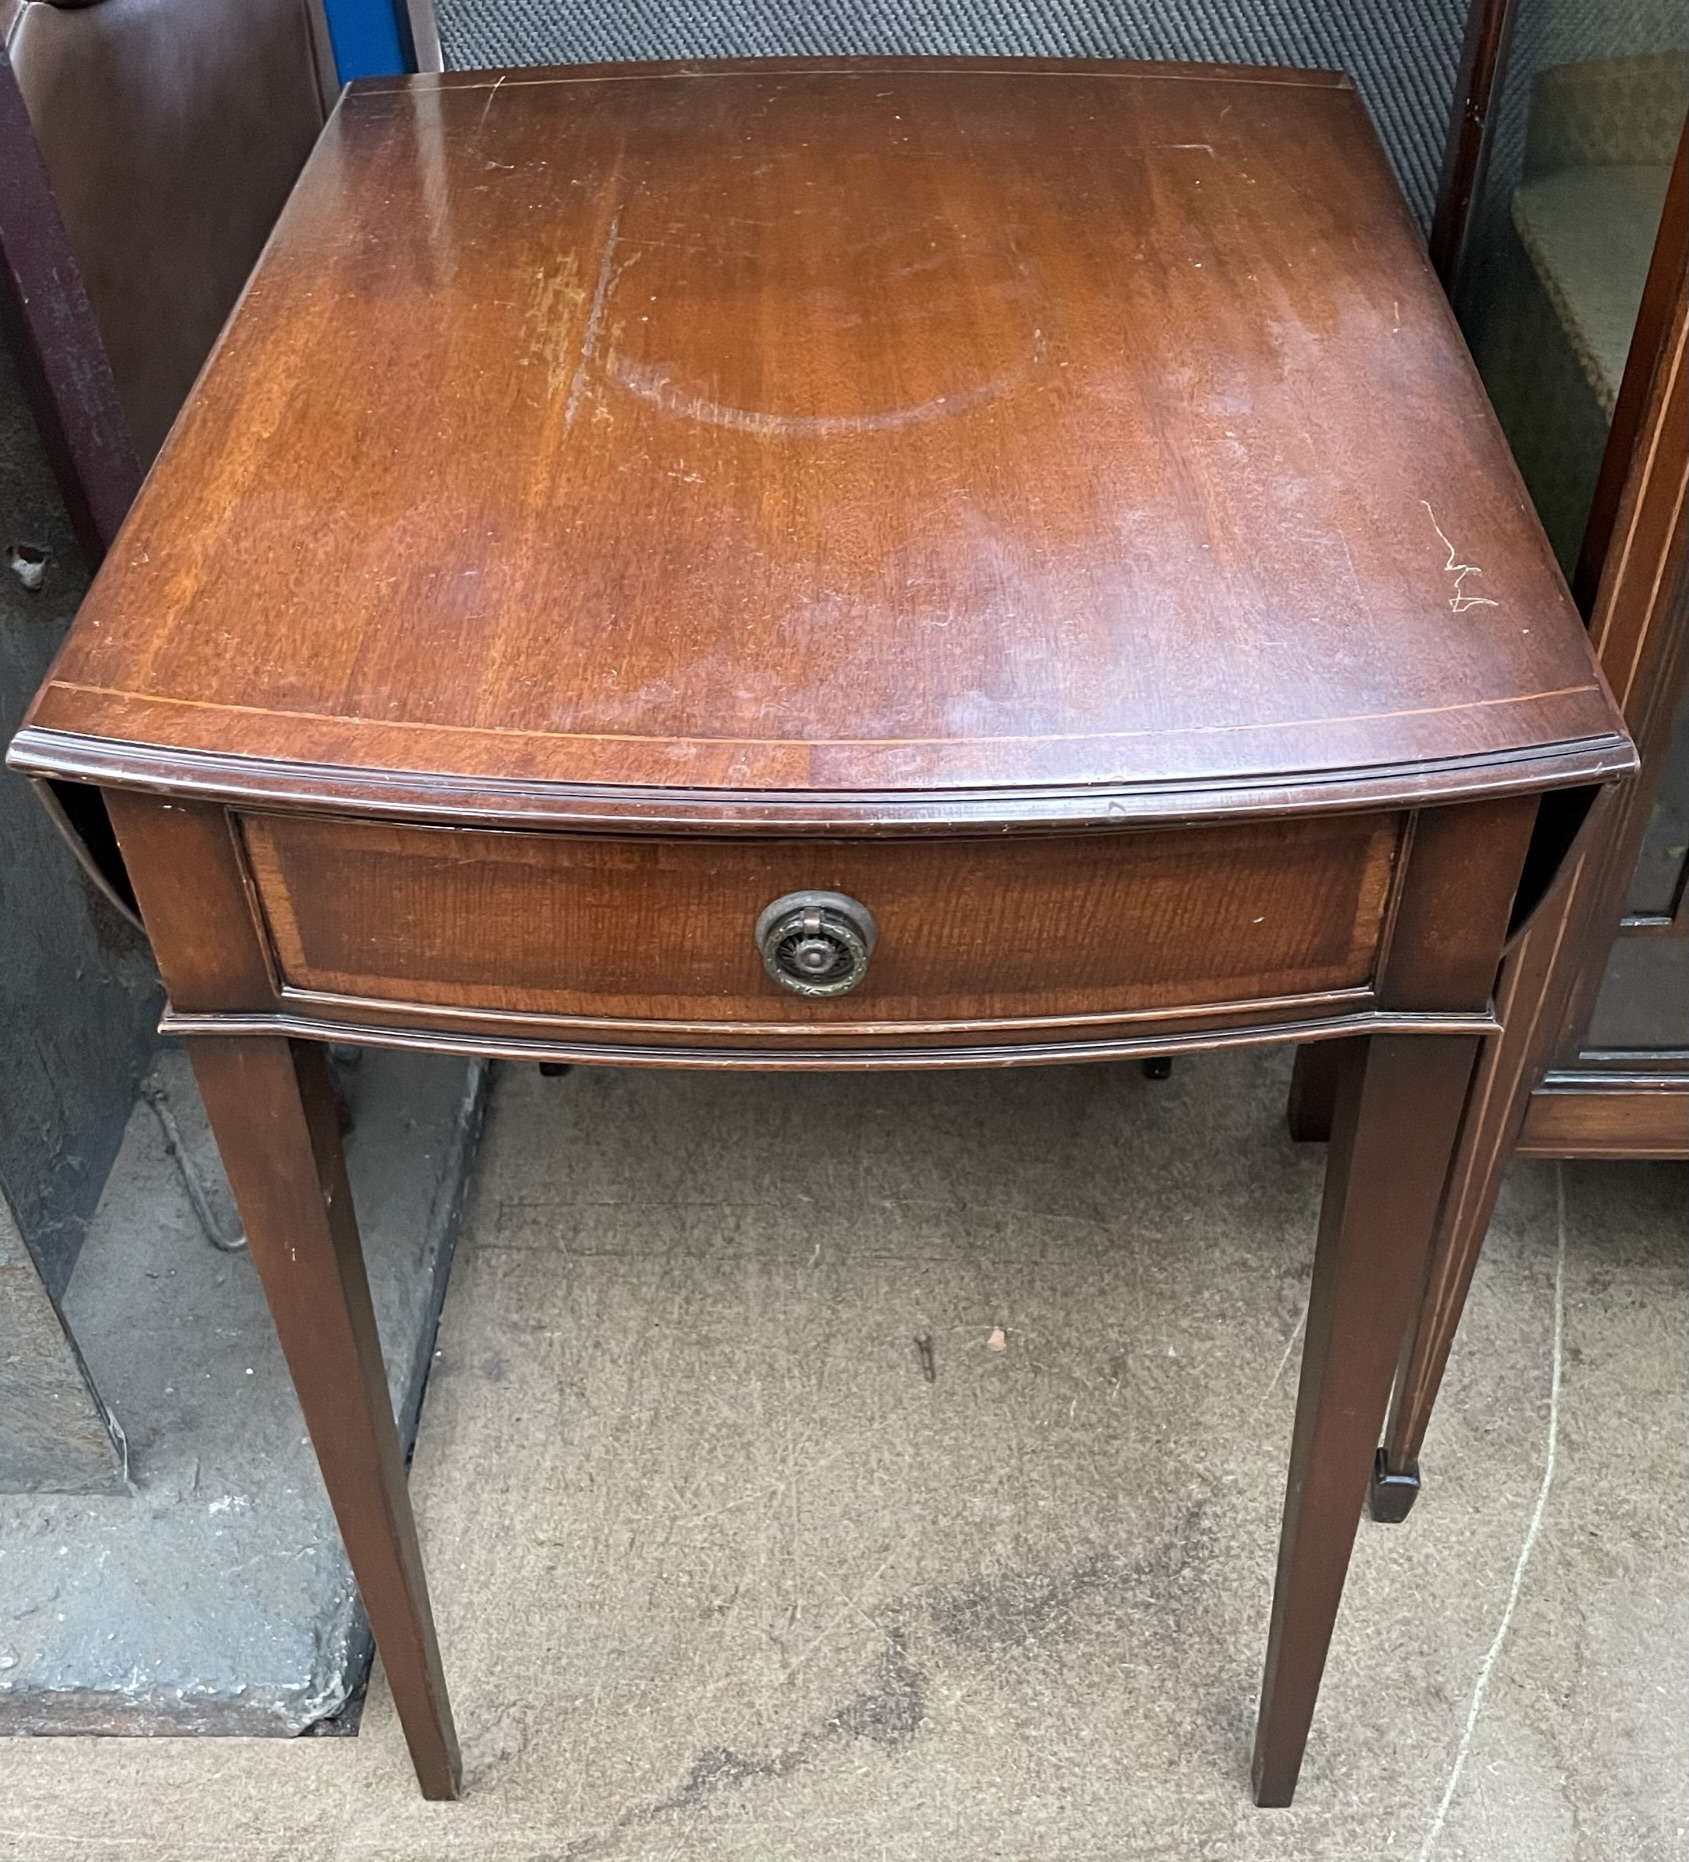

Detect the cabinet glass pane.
[
  {"left": 1454, "top": 2, "right": 1685, "bottom": 576},
  {"left": 1625, "top": 681, "right": 1689, "bottom": 919},
  {"left": 1585, "top": 936, "right": 1689, "bottom": 1051}
]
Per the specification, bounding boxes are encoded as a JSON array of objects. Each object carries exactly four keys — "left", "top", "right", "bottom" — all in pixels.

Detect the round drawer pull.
[{"left": 755, "top": 890, "right": 878, "bottom": 998}]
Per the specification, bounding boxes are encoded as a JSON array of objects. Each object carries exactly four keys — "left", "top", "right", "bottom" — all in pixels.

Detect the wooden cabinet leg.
[
  {"left": 187, "top": 1035, "right": 462, "bottom": 1800},
  {"left": 1378, "top": 903, "right": 1583, "bottom": 1498},
  {"left": 1385, "top": 878, "right": 1601, "bottom": 1504},
  {"left": 1379, "top": 1113, "right": 1512, "bottom": 1500},
  {"left": 1251, "top": 1033, "right": 1479, "bottom": 1807}
]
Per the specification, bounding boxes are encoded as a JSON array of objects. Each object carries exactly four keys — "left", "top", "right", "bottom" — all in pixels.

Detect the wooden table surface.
[{"left": 18, "top": 58, "right": 1621, "bottom": 826}]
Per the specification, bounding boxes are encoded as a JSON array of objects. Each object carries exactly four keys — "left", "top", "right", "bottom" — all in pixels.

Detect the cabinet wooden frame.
[{"left": 1360, "top": 121, "right": 1689, "bottom": 1501}]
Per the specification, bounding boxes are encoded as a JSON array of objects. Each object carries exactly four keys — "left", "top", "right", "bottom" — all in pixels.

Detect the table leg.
[
  {"left": 187, "top": 1034, "right": 462, "bottom": 1800},
  {"left": 1251, "top": 1032, "right": 1479, "bottom": 1807}
]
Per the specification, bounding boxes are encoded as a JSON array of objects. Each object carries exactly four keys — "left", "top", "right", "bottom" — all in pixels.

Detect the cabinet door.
[
  {"left": 1574, "top": 681, "right": 1688, "bottom": 1090},
  {"left": 1441, "top": 3, "right": 1686, "bottom": 1150},
  {"left": 1449, "top": 14, "right": 1681, "bottom": 571},
  {"left": 1618, "top": 684, "right": 1689, "bottom": 934}
]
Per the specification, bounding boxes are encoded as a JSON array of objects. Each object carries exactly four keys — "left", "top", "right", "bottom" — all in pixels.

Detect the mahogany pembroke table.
[{"left": 9, "top": 59, "right": 1634, "bottom": 1803}]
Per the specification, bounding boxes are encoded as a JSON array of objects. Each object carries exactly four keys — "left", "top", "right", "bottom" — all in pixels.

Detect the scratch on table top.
[
  {"left": 564, "top": 206, "right": 624, "bottom": 432},
  {"left": 474, "top": 73, "right": 506, "bottom": 139},
  {"left": 1423, "top": 501, "right": 1500, "bottom": 613},
  {"left": 524, "top": 256, "right": 585, "bottom": 401}
]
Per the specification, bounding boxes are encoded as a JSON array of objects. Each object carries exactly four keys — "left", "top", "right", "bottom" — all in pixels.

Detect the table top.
[{"left": 15, "top": 58, "right": 1629, "bottom": 831}]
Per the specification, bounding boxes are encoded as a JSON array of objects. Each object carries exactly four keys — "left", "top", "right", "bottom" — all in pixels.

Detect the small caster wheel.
[
  {"left": 1368, "top": 1448, "right": 1421, "bottom": 1523},
  {"left": 538, "top": 1062, "right": 572, "bottom": 1078},
  {"left": 1141, "top": 1056, "right": 1173, "bottom": 1081}
]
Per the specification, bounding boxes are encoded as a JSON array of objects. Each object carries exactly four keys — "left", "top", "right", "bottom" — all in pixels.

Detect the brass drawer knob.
[{"left": 755, "top": 890, "right": 878, "bottom": 998}]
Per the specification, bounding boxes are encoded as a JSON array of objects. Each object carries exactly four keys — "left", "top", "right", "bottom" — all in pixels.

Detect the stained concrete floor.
[{"left": 0, "top": 1048, "right": 1683, "bottom": 1861}]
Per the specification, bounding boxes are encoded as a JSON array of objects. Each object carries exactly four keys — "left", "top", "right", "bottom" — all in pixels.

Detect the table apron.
[{"left": 102, "top": 789, "right": 1540, "bottom": 1057}]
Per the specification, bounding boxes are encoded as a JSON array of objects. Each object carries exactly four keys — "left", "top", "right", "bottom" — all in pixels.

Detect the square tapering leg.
[
  {"left": 1251, "top": 1033, "right": 1478, "bottom": 1806},
  {"left": 187, "top": 1035, "right": 462, "bottom": 1800}
]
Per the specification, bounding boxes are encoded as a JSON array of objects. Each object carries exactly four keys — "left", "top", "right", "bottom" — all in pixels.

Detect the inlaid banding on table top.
[
  {"left": 11, "top": 722, "right": 1635, "bottom": 840},
  {"left": 34, "top": 677, "right": 1609, "bottom": 748},
  {"left": 17, "top": 60, "right": 1626, "bottom": 814},
  {"left": 16, "top": 684, "right": 1627, "bottom": 829},
  {"left": 12, "top": 727, "right": 1634, "bottom": 842}
]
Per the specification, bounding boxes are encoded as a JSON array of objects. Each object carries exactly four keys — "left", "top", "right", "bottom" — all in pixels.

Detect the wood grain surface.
[
  {"left": 239, "top": 809, "right": 1398, "bottom": 1024},
  {"left": 1515, "top": 1074, "right": 1689, "bottom": 1156},
  {"left": 13, "top": 59, "right": 1626, "bottom": 827},
  {"left": 101, "top": 785, "right": 1515, "bottom": 1066}
]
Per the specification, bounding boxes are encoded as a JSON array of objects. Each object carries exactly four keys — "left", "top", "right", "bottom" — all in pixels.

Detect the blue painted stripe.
[{"left": 320, "top": 0, "right": 410, "bottom": 81}]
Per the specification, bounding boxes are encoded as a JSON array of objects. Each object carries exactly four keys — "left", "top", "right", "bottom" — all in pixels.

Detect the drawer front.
[{"left": 239, "top": 812, "right": 1400, "bottom": 1040}]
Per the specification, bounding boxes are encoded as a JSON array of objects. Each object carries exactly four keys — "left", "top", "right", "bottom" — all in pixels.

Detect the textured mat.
[{"left": 432, "top": 0, "right": 1467, "bottom": 229}]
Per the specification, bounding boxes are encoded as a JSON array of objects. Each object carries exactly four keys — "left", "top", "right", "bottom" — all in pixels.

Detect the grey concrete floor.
[
  {"left": 0, "top": 1048, "right": 1683, "bottom": 1861},
  {"left": 0, "top": 1047, "right": 483, "bottom": 1735}
]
